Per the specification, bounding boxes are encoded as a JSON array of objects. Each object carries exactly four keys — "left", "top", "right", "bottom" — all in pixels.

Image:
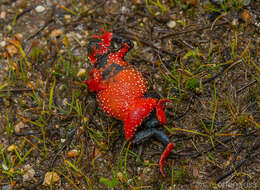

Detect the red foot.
[
  {"left": 93, "top": 28, "right": 113, "bottom": 48},
  {"left": 156, "top": 99, "right": 173, "bottom": 124},
  {"left": 114, "top": 43, "right": 131, "bottom": 59},
  {"left": 84, "top": 69, "right": 106, "bottom": 92},
  {"left": 88, "top": 46, "right": 97, "bottom": 64},
  {"left": 88, "top": 29, "right": 113, "bottom": 65},
  {"left": 159, "top": 142, "right": 173, "bottom": 177}
]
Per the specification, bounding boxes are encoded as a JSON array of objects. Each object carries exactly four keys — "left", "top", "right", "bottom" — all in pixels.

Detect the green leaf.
[
  {"left": 49, "top": 77, "right": 56, "bottom": 110},
  {"left": 186, "top": 78, "right": 199, "bottom": 91},
  {"left": 99, "top": 176, "right": 119, "bottom": 188}
]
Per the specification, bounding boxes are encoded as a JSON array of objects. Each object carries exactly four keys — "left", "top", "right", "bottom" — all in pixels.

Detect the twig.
[
  {"left": 236, "top": 80, "right": 257, "bottom": 94},
  {"left": 202, "top": 59, "right": 242, "bottom": 84},
  {"left": 50, "top": 128, "right": 77, "bottom": 168},
  {"left": 26, "top": 6, "right": 55, "bottom": 41},
  {"left": 226, "top": 129, "right": 247, "bottom": 170},
  {"left": 119, "top": 30, "right": 177, "bottom": 57},
  {"left": 211, "top": 13, "right": 227, "bottom": 31},
  {"left": 160, "top": 21, "right": 229, "bottom": 40},
  {"left": 171, "top": 94, "right": 195, "bottom": 121},
  {"left": 13, "top": 131, "right": 41, "bottom": 136},
  {"left": 193, "top": 136, "right": 233, "bottom": 158},
  {"left": 0, "top": 88, "right": 33, "bottom": 93},
  {"left": 216, "top": 141, "right": 260, "bottom": 183},
  {"left": 7, "top": 6, "right": 35, "bottom": 25}
]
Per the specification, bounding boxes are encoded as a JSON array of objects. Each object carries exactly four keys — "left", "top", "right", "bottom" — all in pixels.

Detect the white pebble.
[
  {"left": 2, "top": 163, "right": 8, "bottom": 170},
  {"left": 0, "top": 11, "right": 6, "bottom": 19},
  {"left": 167, "top": 20, "right": 176, "bottom": 28},
  {"left": 0, "top": 41, "right": 6, "bottom": 48},
  {"left": 35, "top": 5, "right": 45, "bottom": 13},
  {"left": 232, "top": 18, "right": 238, "bottom": 27},
  {"left": 22, "top": 165, "right": 35, "bottom": 182}
]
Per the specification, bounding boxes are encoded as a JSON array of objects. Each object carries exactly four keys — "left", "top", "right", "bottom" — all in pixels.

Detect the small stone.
[
  {"left": 2, "top": 163, "right": 8, "bottom": 170},
  {"left": 50, "top": 29, "right": 63, "bottom": 39},
  {"left": 0, "top": 41, "right": 6, "bottom": 47},
  {"left": 22, "top": 164, "right": 35, "bottom": 182},
  {"left": 143, "top": 167, "right": 151, "bottom": 174},
  {"left": 59, "top": 84, "right": 67, "bottom": 91},
  {"left": 241, "top": 10, "right": 251, "bottom": 24},
  {"left": 6, "top": 25, "right": 12, "bottom": 31},
  {"left": 54, "top": 124, "right": 60, "bottom": 129},
  {"left": 77, "top": 68, "right": 86, "bottom": 77},
  {"left": 84, "top": 30, "right": 89, "bottom": 37},
  {"left": 243, "top": 0, "right": 251, "bottom": 6},
  {"left": 7, "top": 144, "right": 17, "bottom": 152},
  {"left": 0, "top": 11, "right": 7, "bottom": 19},
  {"left": 80, "top": 40, "right": 87, "bottom": 46},
  {"left": 35, "top": 5, "right": 45, "bottom": 13},
  {"left": 14, "top": 121, "right": 27, "bottom": 133},
  {"left": 157, "top": 86, "right": 162, "bottom": 92},
  {"left": 121, "top": 6, "right": 128, "bottom": 14},
  {"left": 43, "top": 172, "right": 60, "bottom": 186},
  {"left": 134, "top": 0, "right": 143, "bottom": 4},
  {"left": 14, "top": 33, "right": 23, "bottom": 41},
  {"left": 167, "top": 20, "right": 177, "bottom": 28},
  {"left": 232, "top": 18, "right": 238, "bottom": 27},
  {"left": 2, "top": 184, "right": 11, "bottom": 190},
  {"left": 66, "top": 149, "right": 79, "bottom": 158},
  {"left": 64, "top": 14, "right": 71, "bottom": 21},
  {"left": 117, "top": 172, "right": 124, "bottom": 182},
  {"left": 6, "top": 45, "right": 18, "bottom": 56}
]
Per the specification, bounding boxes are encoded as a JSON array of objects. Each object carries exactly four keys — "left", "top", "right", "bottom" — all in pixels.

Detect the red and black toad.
[{"left": 84, "top": 29, "right": 173, "bottom": 177}]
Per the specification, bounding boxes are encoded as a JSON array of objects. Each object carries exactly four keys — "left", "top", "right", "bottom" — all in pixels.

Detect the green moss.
[{"left": 173, "top": 167, "right": 190, "bottom": 184}]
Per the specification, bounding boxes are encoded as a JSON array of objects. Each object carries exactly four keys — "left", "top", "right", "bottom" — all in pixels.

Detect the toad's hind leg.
[{"left": 133, "top": 127, "right": 173, "bottom": 177}]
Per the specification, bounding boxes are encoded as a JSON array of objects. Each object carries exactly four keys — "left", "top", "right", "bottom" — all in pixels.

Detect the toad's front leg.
[{"left": 84, "top": 69, "right": 106, "bottom": 92}]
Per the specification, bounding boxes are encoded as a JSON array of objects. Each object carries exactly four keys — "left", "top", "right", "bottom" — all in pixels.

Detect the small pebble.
[
  {"left": 241, "top": 10, "right": 251, "bottom": 24},
  {"left": 59, "top": 84, "right": 67, "bottom": 91},
  {"left": 14, "top": 33, "right": 23, "bottom": 41},
  {"left": 243, "top": 0, "right": 251, "bottom": 6},
  {"left": 0, "top": 41, "right": 6, "bottom": 47},
  {"left": 62, "top": 98, "right": 68, "bottom": 106},
  {"left": 35, "top": 5, "right": 45, "bottom": 13},
  {"left": 50, "top": 29, "right": 63, "bottom": 39},
  {"left": 64, "top": 14, "right": 71, "bottom": 21},
  {"left": 77, "top": 68, "right": 86, "bottom": 77},
  {"left": 167, "top": 20, "right": 177, "bottom": 28},
  {"left": 121, "top": 6, "right": 128, "bottom": 14},
  {"left": 2, "top": 163, "right": 8, "bottom": 170},
  {"left": 7, "top": 144, "right": 17, "bottom": 152},
  {"left": 6, "top": 45, "right": 17, "bottom": 56},
  {"left": 14, "top": 121, "right": 27, "bottom": 133},
  {"left": 22, "top": 164, "right": 35, "bottom": 182},
  {"left": 6, "top": 25, "right": 12, "bottom": 31},
  {"left": 43, "top": 172, "right": 60, "bottom": 186},
  {"left": 2, "top": 184, "right": 11, "bottom": 190},
  {"left": 232, "top": 18, "right": 238, "bottom": 27},
  {"left": 0, "top": 11, "right": 6, "bottom": 19},
  {"left": 117, "top": 172, "right": 124, "bottom": 182},
  {"left": 66, "top": 149, "right": 79, "bottom": 158}
]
